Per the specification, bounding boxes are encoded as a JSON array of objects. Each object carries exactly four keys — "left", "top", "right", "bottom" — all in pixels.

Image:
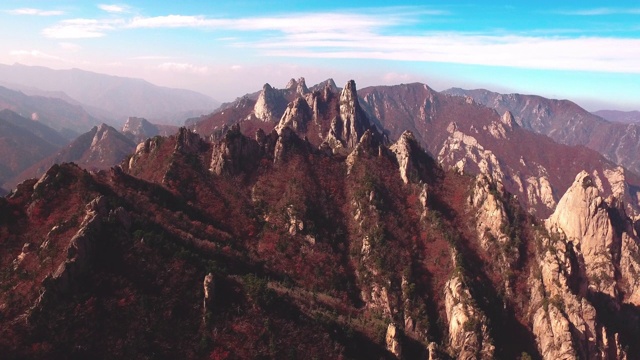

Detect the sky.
[{"left": 1, "top": 1, "right": 640, "bottom": 110}]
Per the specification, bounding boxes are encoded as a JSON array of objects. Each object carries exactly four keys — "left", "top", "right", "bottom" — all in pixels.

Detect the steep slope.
[
  {"left": 5, "top": 122, "right": 640, "bottom": 359},
  {"left": 0, "top": 64, "right": 219, "bottom": 125},
  {"left": 0, "top": 115, "right": 58, "bottom": 186},
  {"left": 2, "top": 116, "right": 639, "bottom": 359},
  {"left": 443, "top": 88, "right": 640, "bottom": 177},
  {"left": 358, "top": 83, "right": 640, "bottom": 217},
  {"left": 594, "top": 110, "right": 640, "bottom": 124},
  {"left": 0, "top": 85, "right": 99, "bottom": 137},
  {"left": 6, "top": 124, "right": 136, "bottom": 189}
]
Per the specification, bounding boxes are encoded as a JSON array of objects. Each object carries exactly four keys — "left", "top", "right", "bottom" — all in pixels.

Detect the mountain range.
[
  {"left": 0, "top": 63, "right": 220, "bottom": 126},
  {"left": 1, "top": 77, "right": 640, "bottom": 359},
  {"left": 443, "top": 88, "right": 640, "bottom": 178},
  {"left": 593, "top": 110, "right": 640, "bottom": 124}
]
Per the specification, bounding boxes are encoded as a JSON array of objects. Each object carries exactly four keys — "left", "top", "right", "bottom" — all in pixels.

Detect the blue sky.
[{"left": 1, "top": 1, "right": 640, "bottom": 110}]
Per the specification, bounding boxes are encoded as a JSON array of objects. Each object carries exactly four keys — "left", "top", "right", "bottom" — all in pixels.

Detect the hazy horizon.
[{"left": 1, "top": 1, "right": 640, "bottom": 111}]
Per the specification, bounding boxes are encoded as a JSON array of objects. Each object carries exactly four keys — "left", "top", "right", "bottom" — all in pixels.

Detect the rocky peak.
[
  {"left": 254, "top": 83, "right": 286, "bottom": 122},
  {"left": 273, "top": 127, "right": 299, "bottom": 162},
  {"left": 121, "top": 117, "right": 160, "bottom": 142},
  {"left": 285, "top": 77, "right": 309, "bottom": 95},
  {"left": 210, "top": 124, "right": 261, "bottom": 176},
  {"left": 390, "top": 131, "right": 418, "bottom": 184},
  {"left": 501, "top": 111, "right": 515, "bottom": 128},
  {"left": 91, "top": 123, "right": 115, "bottom": 148},
  {"left": 275, "top": 97, "right": 313, "bottom": 134},
  {"left": 122, "top": 117, "right": 153, "bottom": 135},
  {"left": 175, "top": 127, "right": 202, "bottom": 153},
  {"left": 547, "top": 170, "right": 640, "bottom": 303},
  {"left": 339, "top": 80, "right": 369, "bottom": 149}
]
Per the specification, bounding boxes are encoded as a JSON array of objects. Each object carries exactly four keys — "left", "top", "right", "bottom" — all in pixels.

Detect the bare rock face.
[
  {"left": 210, "top": 124, "right": 261, "bottom": 176},
  {"left": 339, "top": 80, "right": 368, "bottom": 149},
  {"left": 532, "top": 169, "right": 640, "bottom": 359},
  {"left": 438, "top": 122, "right": 506, "bottom": 183},
  {"left": 285, "top": 77, "right": 309, "bottom": 96},
  {"left": 471, "top": 174, "right": 509, "bottom": 250},
  {"left": 203, "top": 272, "right": 214, "bottom": 318},
  {"left": 254, "top": 83, "right": 287, "bottom": 122},
  {"left": 122, "top": 117, "right": 158, "bottom": 140},
  {"left": 528, "top": 238, "right": 599, "bottom": 359},
  {"left": 273, "top": 126, "right": 309, "bottom": 163},
  {"left": 469, "top": 175, "right": 519, "bottom": 295},
  {"left": 346, "top": 129, "right": 380, "bottom": 173},
  {"left": 275, "top": 97, "right": 313, "bottom": 134},
  {"left": 547, "top": 171, "right": 618, "bottom": 297},
  {"left": 390, "top": 131, "right": 418, "bottom": 184},
  {"left": 175, "top": 127, "right": 202, "bottom": 154},
  {"left": 444, "top": 272, "right": 494, "bottom": 360},
  {"left": 385, "top": 323, "right": 402, "bottom": 358},
  {"left": 127, "top": 136, "right": 163, "bottom": 169}
]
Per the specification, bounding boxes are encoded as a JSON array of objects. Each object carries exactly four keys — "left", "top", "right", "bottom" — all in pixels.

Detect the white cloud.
[
  {"left": 9, "top": 50, "right": 64, "bottom": 61},
  {"left": 555, "top": 7, "right": 640, "bottom": 15},
  {"left": 37, "top": 7, "right": 640, "bottom": 75},
  {"left": 59, "top": 42, "right": 81, "bottom": 52},
  {"left": 98, "top": 4, "right": 130, "bottom": 14},
  {"left": 158, "top": 62, "right": 209, "bottom": 74},
  {"left": 6, "top": 8, "right": 64, "bottom": 16},
  {"left": 42, "top": 18, "right": 124, "bottom": 38},
  {"left": 126, "top": 12, "right": 397, "bottom": 33},
  {"left": 257, "top": 32, "right": 640, "bottom": 74},
  {"left": 131, "top": 55, "right": 174, "bottom": 60}
]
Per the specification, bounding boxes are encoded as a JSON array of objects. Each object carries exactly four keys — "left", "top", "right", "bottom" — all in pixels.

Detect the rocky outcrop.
[
  {"left": 547, "top": 171, "right": 618, "bottom": 298},
  {"left": 528, "top": 235, "right": 600, "bottom": 359},
  {"left": 345, "top": 129, "right": 380, "bottom": 173},
  {"left": 444, "top": 272, "right": 494, "bottom": 359},
  {"left": 385, "top": 323, "right": 402, "bottom": 358},
  {"left": 127, "top": 136, "right": 163, "bottom": 169},
  {"left": 339, "top": 80, "right": 368, "bottom": 149},
  {"left": 254, "top": 83, "right": 287, "bottom": 122},
  {"left": 273, "top": 127, "right": 309, "bottom": 162},
  {"left": 27, "top": 196, "right": 122, "bottom": 321},
  {"left": 175, "top": 127, "right": 202, "bottom": 154},
  {"left": 529, "top": 170, "right": 640, "bottom": 359},
  {"left": 285, "top": 77, "right": 309, "bottom": 96},
  {"left": 210, "top": 125, "right": 261, "bottom": 176},
  {"left": 470, "top": 175, "right": 511, "bottom": 252},
  {"left": 438, "top": 122, "right": 506, "bottom": 183},
  {"left": 122, "top": 117, "right": 158, "bottom": 139},
  {"left": 390, "top": 131, "right": 418, "bottom": 184},
  {"left": 203, "top": 272, "right": 214, "bottom": 322},
  {"left": 275, "top": 97, "right": 313, "bottom": 134}
]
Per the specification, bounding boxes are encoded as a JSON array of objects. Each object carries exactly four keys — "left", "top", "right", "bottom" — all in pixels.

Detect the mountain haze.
[
  {"left": 0, "top": 112, "right": 59, "bottom": 185},
  {"left": 0, "top": 85, "right": 99, "bottom": 137},
  {"left": 594, "top": 110, "right": 640, "bottom": 124},
  {"left": 6, "top": 123, "right": 135, "bottom": 189},
  {"left": 0, "top": 64, "right": 220, "bottom": 126}
]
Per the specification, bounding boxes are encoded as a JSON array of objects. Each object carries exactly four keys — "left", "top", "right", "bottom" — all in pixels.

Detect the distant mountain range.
[
  {"left": 593, "top": 109, "right": 640, "bottom": 124},
  {"left": 5, "top": 123, "right": 136, "bottom": 190},
  {"left": 0, "top": 63, "right": 220, "bottom": 126},
  {"left": 443, "top": 88, "right": 640, "bottom": 177},
  {"left": 0, "top": 85, "right": 99, "bottom": 137},
  {"left": 0, "top": 110, "right": 59, "bottom": 186}
]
